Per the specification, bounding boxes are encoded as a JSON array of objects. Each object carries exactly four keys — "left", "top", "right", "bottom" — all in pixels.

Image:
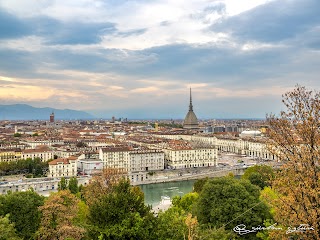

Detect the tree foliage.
[
  {"left": 0, "top": 191, "right": 44, "bottom": 239},
  {"left": 193, "top": 177, "right": 209, "bottom": 193},
  {"left": 267, "top": 85, "right": 320, "bottom": 239},
  {"left": 195, "top": 176, "right": 271, "bottom": 239},
  {"left": 68, "top": 177, "right": 79, "bottom": 194},
  {"left": 0, "top": 214, "right": 22, "bottom": 240},
  {"left": 172, "top": 192, "right": 199, "bottom": 212},
  {"left": 156, "top": 206, "right": 189, "bottom": 240},
  {"left": 87, "top": 178, "right": 156, "bottom": 239},
  {"left": 83, "top": 168, "right": 127, "bottom": 206},
  {"left": 58, "top": 177, "right": 67, "bottom": 190},
  {"left": 0, "top": 157, "right": 48, "bottom": 177},
  {"left": 37, "top": 190, "right": 86, "bottom": 240},
  {"left": 242, "top": 165, "right": 274, "bottom": 189}
]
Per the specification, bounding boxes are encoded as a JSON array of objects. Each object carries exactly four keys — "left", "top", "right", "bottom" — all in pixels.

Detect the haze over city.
[{"left": 1, "top": 0, "right": 320, "bottom": 119}]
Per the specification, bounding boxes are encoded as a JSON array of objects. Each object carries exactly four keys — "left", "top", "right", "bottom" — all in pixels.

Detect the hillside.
[{"left": 0, "top": 104, "right": 94, "bottom": 120}]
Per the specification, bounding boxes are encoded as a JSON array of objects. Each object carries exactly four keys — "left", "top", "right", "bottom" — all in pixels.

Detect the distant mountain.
[{"left": 0, "top": 104, "right": 94, "bottom": 120}]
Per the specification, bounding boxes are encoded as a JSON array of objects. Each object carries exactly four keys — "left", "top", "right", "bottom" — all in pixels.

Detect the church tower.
[
  {"left": 50, "top": 112, "right": 55, "bottom": 123},
  {"left": 183, "top": 88, "right": 199, "bottom": 129}
]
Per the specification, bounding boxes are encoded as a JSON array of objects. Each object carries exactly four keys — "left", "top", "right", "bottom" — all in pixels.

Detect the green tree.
[
  {"left": 172, "top": 192, "right": 199, "bottom": 212},
  {"left": 68, "top": 177, "right": 79, "bottom": 194},
  {"left": 156, "top": 206, "right": 188, "bottom": 240},
  {"left": 193, "top": 177, "right": 209, "bottom": 193},
  {"left": 37, "top": 190, "right": 86, "bottom": 240},
  {"left": 0, "top": 214, "right": 22, "bottom": 240},
  {"left": 58, "top": 177, "right": 67, "bottom": 190},
  {"left": 195, "top": 177, "right": 271, "bottom": 239},
  {"left": 13, "top": 133, "right": 21, "bottom": 137},
  {"left": 0, "top": 191, "right": 44, "bottom": 239},
  {"left": 242, "top": 165, "right": 274, "bottom": 189},
  {"left": 198, "top": 226, "right": 236, "bottom": 240},
  {"left": 87, "top": 178, "right": 156, "bottom": 240}
]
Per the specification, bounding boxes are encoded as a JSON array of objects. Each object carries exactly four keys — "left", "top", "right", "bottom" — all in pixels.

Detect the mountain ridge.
[{"left": 0, "top": 104, "right": 94, "bottom": 120}]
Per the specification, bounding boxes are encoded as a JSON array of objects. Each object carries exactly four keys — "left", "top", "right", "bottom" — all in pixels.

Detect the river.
[{"left": 139, "top": 179, "right": 196, "bottom": 207}]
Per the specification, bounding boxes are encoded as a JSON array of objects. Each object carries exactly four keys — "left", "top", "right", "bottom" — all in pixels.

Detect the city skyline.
[{"left": 1, "top": 0, "right": 320, "bottom": 119}]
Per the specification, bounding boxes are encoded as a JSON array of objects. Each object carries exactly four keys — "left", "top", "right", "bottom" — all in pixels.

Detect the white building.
[
  {"left": 99, "top": 146, "right": 131, "bottom": 171},
  {"left": 21, "top": 148, "right": 54, "bottom": 162},
  {"left": 163, "top": 148, "right": 217, "bottom": 169},
  {"left": 129, "top": 150, "right": 164, "bottom": 182},
  {"left": 99, "top": 147, "right": 165, "bottom": 182},
  {"left": 48, "top": 156, "right": 77, "bottom": 178},
  {"left": 20, "top": 139, "right": 64, "bottom": 148},
  {"left": 77, "top": 159, "right": 104, "bottom": 175}
]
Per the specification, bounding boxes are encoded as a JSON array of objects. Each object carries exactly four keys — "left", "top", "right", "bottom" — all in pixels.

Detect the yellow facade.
[{"left": 0, "top": 150, "right": 22, "bottom": 162}]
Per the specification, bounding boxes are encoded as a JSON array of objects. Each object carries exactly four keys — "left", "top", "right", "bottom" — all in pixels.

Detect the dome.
[
  {"left": 183, "top": 88, "right": 199, "bottom": 129},
  {"left": 183, "top": 111, "right": 198, "bottom": 129}
]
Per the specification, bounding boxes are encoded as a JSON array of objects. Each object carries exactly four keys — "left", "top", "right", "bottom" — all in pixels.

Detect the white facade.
[
  {"left": 164, "top": 148, "right": 217, "bottom": 169},
  {"left": 129, "top": 150, "right": 164, "bottom": 182},
  {"left": 77, "top": 159, "right": 104, "bottom": 175},
  {"left": 48, "top": 158, "right": 77, "bottom": 178},
  {"left": 21, "top": 149, "right": 54, "bottom": 162},
  {"left": 157, "top": 134, "right": 276, "bottom": 161},
  {"left": 99, "top": 147, "right": 130, "bottom": 171},
  {"left": 216, "top": 138, "right": 276, "bottom": 161},
  {"left": 99, "top": 147, "right": 165, "bottom": 182},
  {"left": 20, "top": 139, "right": 64, "bottom": 148}
]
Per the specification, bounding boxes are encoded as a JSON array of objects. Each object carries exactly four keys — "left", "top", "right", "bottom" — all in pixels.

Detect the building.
[
  {"left": 48, "top": 156, "right": 77, "bottom": 177},
  {"left": 77, "top": 159, "right": 104, "bottom": 175},
  {"left": 99, "top": 146, "right": 131, "bottom": 171},
  {"left": 99, "top": 147, "right": 165, "bottom": 183},
  {"left": 129, "top": 150, "right": 164, "bottom": 182},
  {"left": 0, "top": 149, "right": 22, "bottom": 162},
  {"left": 183, "top": 88, "right": 199, "bottom": 129},
  {"left": 50, "top": 112, "right": 54, "bottom": 123},
  {"left": 21, "top": 146, "right": 54, "bottom": 162},
  {"left": 164, "top": 147, "right": 217, "bottom": 169}
]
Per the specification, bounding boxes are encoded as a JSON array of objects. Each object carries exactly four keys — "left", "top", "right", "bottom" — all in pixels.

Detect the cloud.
[
  {"left": 0, "top": 0, "right": 320, "bottom": 118},
  {"left": 0, "top": 8, "right": 30, "bottom": 39},
  {"left": 211, "top": 0, "right": 320, "bottom": 44}
]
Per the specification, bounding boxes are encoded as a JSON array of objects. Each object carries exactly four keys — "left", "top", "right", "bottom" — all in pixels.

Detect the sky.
[{"left": 0, "top": 0, "right": 320, "bottom": 119}]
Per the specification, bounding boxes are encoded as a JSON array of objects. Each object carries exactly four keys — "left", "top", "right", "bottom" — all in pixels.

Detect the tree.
[
  {"left": 0, "top": 214, "right": 22, "bottom": 240},
  {"left": 172, "top": 192, "right": 199, "bottom": 212},
  {"left": 0, "top": 191, "right": 44, "bottom": 239},
  {"left": 37, "top": 190, "right": 86, "bottom": 240},
  {"left": 87, "top": 178, "right": 156, "bottom": 239},
  {"left": 193, "top": 177, "right": 209, "bottom": 193},
  {"left": 13, "top": 133, "right": 21, "bottom": 137},
  {"left": 195, "top": 177, "right": 271, "bottom": 239},
  {"left": 68, "top": 177, "right": 79, "bottom": 194},
  {"left": 242, "top": 165, "right": 274, "bottom": 189},
  {"left": 156, "top": 206, "right": 189, "bottom": 240},
  {"left": 83, "top": 168, "right": 127, "bottom": 206},
  {"left": 58, "top": 177, "right": 67, "bottom": 190},
  {"left": 267, "top": 85, "right": 320, "bottom": 239}
]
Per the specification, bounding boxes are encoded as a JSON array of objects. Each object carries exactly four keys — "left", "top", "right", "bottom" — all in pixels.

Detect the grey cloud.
[
  {"left": 30, "top": 17, "right": 116, "bottom": 45},
  {"left": 211, "top": 0, "right": 320, "bottom": 43},
  {"left": 0, "top": 8, "right": 31, "bottom": 39}
]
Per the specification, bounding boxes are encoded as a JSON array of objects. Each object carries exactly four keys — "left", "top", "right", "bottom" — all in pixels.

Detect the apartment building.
[
  {"left": 99, "top": 146, "right": 165, "bottom": 182},
  {"left": 0, "top": 149, "right": 21, "bottom": 162},
  {"left": 48, "top": 156, "right": 77, "bottom": 178},
  {"left": 164, "top": 148, "right": 217, "bottom": 169},
  {"left": 21, "top": 147, "right": 54, "bottom": 162}
]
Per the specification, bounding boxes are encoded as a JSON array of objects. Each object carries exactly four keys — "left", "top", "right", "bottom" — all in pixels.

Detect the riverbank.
[{"left": 132, "top": 166, "right": 246, "bottom": 186}]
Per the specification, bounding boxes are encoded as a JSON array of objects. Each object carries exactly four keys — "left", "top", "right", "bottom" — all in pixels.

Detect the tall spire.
[{"left": 189, "top": 87, "right": 193, "bottom": 111}]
